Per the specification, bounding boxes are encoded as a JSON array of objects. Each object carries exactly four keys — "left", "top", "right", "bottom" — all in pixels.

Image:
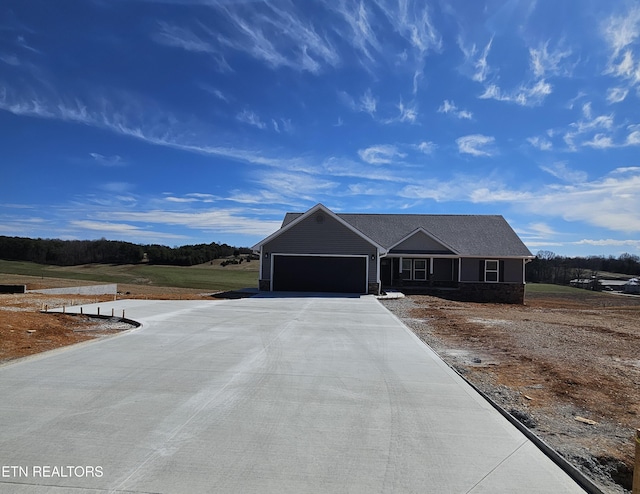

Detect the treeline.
[
  {"left": 0, "top": 236, "right": 251, "bottom": 267},
  {"left": 143, "top": 243, "right": 251, "bottom": 266},
  {"left": 526, "top": 251, "right": 640, "bottom": 284}
]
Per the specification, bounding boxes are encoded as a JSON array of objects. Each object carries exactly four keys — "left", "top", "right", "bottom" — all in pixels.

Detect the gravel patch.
[{"left": 382, "top": 294, "right": 639, "bottom": 494}]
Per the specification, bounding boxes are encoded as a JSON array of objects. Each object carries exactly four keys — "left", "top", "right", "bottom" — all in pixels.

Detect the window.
[
  {"left": 400, "top": 259, "right": 428, "bottom": 281},
  {"left": 401, "top": 259, "right": 412, "bottom": 280},
  {"left": 413, "top": 259, "right": 427, "bottom": 280},
  {"left": 485, "top": 260, "right": 499, "bottom": 282}
]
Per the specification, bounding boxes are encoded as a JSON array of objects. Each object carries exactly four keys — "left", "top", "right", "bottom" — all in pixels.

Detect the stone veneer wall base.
[{"left": 459, "top": 283, "right": 525, "bottom": 304}]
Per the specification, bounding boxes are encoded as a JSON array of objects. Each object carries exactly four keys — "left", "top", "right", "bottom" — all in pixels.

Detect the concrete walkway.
[{"left": 0, "top": 295, "right": 584, "bottom": 493}]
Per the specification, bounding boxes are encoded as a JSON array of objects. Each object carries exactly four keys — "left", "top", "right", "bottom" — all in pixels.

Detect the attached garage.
[{"left": 272, "top": 255, "right": 367, "bottom": 293}]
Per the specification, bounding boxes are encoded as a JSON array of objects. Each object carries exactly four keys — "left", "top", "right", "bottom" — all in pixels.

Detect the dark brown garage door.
[{"left": 273, "top": 255, "right": 367, "bottom": 293}]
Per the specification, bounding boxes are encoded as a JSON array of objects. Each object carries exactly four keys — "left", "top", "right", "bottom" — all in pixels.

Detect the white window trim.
[
  {"left": 413, "top": 259, "right": 427, "bottom": 280},
  {"left": 401, "top": 258, "right": 412, "bottom": 280},
  {"left": 400, "top": 258, "right": 431, "bottom": 281},
  {"left": 485, "top": 259, "right": 499, "bottom": 283}
]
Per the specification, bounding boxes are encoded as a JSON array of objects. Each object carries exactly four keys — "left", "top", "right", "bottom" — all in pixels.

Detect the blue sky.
[{"left": 2, "top": 0, "right": 640, "bottom": 257}]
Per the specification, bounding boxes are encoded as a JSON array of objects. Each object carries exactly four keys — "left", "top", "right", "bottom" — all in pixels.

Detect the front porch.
[
  {"left": 380, "top": 256, "right": 459, "bottom": 287},
  {"left": 380, "top": 256, "right": 526, "bottom": 304}
]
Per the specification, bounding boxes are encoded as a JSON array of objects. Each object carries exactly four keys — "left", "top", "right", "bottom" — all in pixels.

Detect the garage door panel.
[{"left": 273, "top": 256, "right": 366, "bottom": 293}]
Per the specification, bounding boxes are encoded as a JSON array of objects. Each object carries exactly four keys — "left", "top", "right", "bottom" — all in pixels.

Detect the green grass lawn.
[
  {"left": 0, "top": 259, "right": 259, "bottom": 292},
  {"left": 525, "top": 283, "right": 580, "bottom": 294}
]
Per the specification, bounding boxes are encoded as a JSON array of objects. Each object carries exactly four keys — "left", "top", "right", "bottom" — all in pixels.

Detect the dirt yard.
[
  {"left": 382, "top": 289, "right": 640, "bottom": 494},
  {"left": 0, "top": 278, "right": 212, "bottom": 365}
]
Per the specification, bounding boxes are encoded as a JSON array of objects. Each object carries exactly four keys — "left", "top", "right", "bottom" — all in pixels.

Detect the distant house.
[
  {"left": 252, "top": 203, "right": 534, "bottom": 303},
  {"left": 625, "top": 278, "right": 640, "bottom": 294}
]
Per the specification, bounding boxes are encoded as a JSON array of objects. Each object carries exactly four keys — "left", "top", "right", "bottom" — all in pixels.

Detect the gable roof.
[
  {"left": 387, "top": 227, "right": 459, "bottom": 254},
  {"left": 281, "top": 209, "right": 533, "bottom": 258},
  {"left": 252, "top": 203, "right": 385, "bottom": 252}
]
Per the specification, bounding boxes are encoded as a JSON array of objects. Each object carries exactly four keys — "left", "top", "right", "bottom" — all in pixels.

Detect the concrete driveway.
[{"left": 0, "top": 294, "right": 584, "bottom": 493}]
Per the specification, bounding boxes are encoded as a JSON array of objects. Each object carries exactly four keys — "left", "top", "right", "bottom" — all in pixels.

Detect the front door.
[{"left": 381, "top": 258, "right": 392, "bottom": 287}]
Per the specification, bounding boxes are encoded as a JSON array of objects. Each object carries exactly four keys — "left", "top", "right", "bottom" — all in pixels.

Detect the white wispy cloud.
[
  {"left": 70, "top": 220, "right": 186, "bottom": 240},
  {"left": 339, "top": 88, "right": 377, "bottom": 116},
  {"left": 564, "top": 102, "right": 613, "bottom": 151},
  {"left": 0, "top": 215, "right": 47, "bottom": 237},
  {"left": 523, "top": 222, "right": 560, "bottom": 239},
  {"left": 155, "top": 2, "right": 340, "bottom": 75},
  {"left": 164, "top": 193, "right": 217, "bottom": 203},
  {"left": 473, "top": 37, "right": 493, "bottom": 83},
  {"left": 99, "top": 208, "right": 282, "bottom": 237},
  {"left": 601, "top": 5, "right": 640, "bottom": 58},
  {"left": 529, "top": 40, "right": 574, "bottom": 78},
  {"left": 89, "top": 152, "right": 125, "bottom": 166},
  {"left": 399, "top": 179, "right": 472, "bottom": 202},
  {"left": 527, "top": 136, "right": 552, "bottom": 151},
  {"left": 321, "top": 156, "right": 406, "bottom": 183},
  {"left": 627, "top": 129, "right": 640, "bottom": 145},
  {"left": 539, "top": 162, "right": 588, "bottom": 183},
  {"left": 583, "top": 134, "right": 615, "bottom": 149},
  {"left": 474, "top": 168, "right": 640, "bottom": 233},
  {"left": 416, "top": 141, "right": 435, "bottom": 154},
  {"left": 15, "top": 35, "right": 40, "bottom": 55},
  {"left": 154, "top": 21, "right": 213, "bottom": 53},
  {"left": 0, "top": 53, "right": 21, "bottom": 66},
  {"left": 601, "top": 5, "right": 640, "bottom": 86},
  {"left": 458, "top": 37, "right": 493, "bottom": 83},
  {"left": 373, "top": 0, "right": 441, "bottom": 54},
  {"left": 563, "top": 102, "right": 616, "bottom": 150},
  {"left": 456, "top": 134, "right": 496, "bottom": 157},
  {"left": 340, "top": 90, "right": 417, "bottom": 124},
  {"left": 606, "top": 87, "right": 628, "bottom": 104},
  {"left": 391, "top": 99, "right": 418, "bottom": 124},
  {"left": 332, "top": 0, "right": 380, "bottom": 66},
  {"left": 0, "top": 85, "right": 321, "bottom": 174},
  {"left": 360, "top": 88, "right": 377, "bottom": 115},
  {"left": 399, "top": 168, "right": 640, "bottom": 235},
  {"left": 232, "top": 170, "right": 339, "bottom": 206},
  {"left": 198, "top": 83, "right": 231, "bottom": 103},
  {"left": 438, "top": 100, "right": 472, "bottom": 119},
  {"left": 479, "top": 79, "right": 552, "bottom": 107},
  {"left": 271, "top": 118, "right": 293, "bottom": 133},
  {"left": 358, "top": 144, "right": 406, "bottom": 164},
  {"left": 236, "top": 109, "right": 267, "bottom": 129},
  {"left": 574, "top": 238, "right": 640, "bottom": 249},
  {"left": 332, "top": 0, "right": 441, "bottom": 83},
  {"left": 469, "top": 37, "right": 574, "bottom": 108}
]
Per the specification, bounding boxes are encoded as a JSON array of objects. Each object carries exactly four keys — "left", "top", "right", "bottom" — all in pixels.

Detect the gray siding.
[
  {"left": 460, "top": 258, "right": 524, "bottom": 283},
  {"left": 432, "top": 258, "right": 455, "bottom": 281},
  {"left": 261, "top": 213, "right": 377, "bottom": 281},
  {"left": 391, "top": 231, "right": 452, "bottom": 253},
  {"left": 460, "top": 258, "right": 479, "bottom": 282},
  {"left": 503, "top": 259, "right": 524, "bottom": 283}
]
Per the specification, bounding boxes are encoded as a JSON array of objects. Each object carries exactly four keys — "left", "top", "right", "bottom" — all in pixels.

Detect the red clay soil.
[{"left": 0, "top": 288, "right": 211, "bottom": 364}]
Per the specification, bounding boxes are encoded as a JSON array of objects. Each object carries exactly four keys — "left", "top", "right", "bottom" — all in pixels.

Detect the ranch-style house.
[{"left": 252, "top": 203, "right": 534, "bottom": 303}]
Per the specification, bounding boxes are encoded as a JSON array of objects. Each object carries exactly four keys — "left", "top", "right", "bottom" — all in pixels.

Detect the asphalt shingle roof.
[{"left": 283, "top": 212, "right": 533, "bottom": 257}]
